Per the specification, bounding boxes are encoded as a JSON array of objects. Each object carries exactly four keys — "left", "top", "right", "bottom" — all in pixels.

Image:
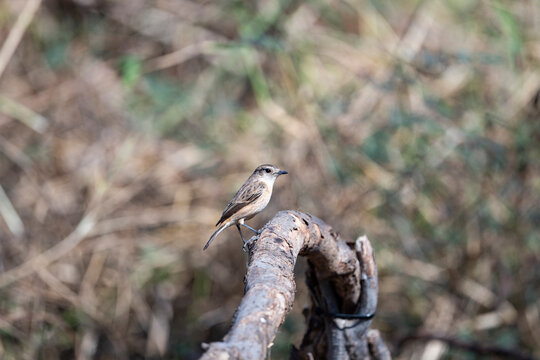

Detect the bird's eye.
[{"left": 265, "top": 169, "right": 271, "bottom": 173}]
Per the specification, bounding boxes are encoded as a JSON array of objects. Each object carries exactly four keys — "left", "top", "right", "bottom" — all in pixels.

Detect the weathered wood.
[{"left": 200, "top": 210, "right": 389, "bottom": 360}]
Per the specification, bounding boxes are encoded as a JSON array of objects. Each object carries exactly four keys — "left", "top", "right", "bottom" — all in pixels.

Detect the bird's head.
[{"left": 254, "top": 164, "right": 288, "bottom": 182}]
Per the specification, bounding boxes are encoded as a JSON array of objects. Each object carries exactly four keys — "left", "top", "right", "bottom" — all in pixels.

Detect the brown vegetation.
[{"left": 0, "top": 1, "right": 539, "bottom": 359}]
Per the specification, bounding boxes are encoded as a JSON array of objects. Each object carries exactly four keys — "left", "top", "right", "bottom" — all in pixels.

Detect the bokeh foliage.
[{"left": 0, "top": 0, "right": 539, "bottom": 359}]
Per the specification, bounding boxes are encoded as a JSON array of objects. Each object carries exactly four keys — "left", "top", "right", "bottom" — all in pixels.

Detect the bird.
[{"left": 203, "top": 164, "right": 288, "bottom": 250}]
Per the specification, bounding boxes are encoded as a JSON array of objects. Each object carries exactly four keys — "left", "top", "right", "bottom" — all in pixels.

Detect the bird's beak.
[{"left": 277, "top": 170, "right": 288, "bottom": 175}]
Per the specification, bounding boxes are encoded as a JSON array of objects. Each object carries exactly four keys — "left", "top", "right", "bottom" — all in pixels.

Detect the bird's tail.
[{"left": 203, "top": 222, "right": 231, "bottom": 250}]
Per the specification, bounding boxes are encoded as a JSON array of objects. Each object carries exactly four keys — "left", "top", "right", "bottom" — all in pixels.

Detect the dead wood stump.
[{"left": 200, "top": 210, "right": 390, "bottom": 360}]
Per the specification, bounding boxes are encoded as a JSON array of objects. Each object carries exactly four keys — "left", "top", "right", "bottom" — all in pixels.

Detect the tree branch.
[{"left": 200, "top": 210, "right": 389, "bottom": 360}]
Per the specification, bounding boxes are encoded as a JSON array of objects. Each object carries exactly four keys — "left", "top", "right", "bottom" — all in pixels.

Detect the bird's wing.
[{"left": 215, "top": 181, "right": 266, "bottom": 226}]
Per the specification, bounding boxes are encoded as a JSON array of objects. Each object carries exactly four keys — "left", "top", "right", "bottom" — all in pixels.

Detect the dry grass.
[{"left": 0, "top": 0, "right": 539, "bottom": 359}]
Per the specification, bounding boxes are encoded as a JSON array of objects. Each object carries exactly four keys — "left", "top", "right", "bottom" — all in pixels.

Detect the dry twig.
[{"left": 0, "top": 0, "right": 42, "bottom": 79}]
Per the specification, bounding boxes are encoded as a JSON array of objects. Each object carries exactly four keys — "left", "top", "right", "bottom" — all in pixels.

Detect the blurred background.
[{"left": 0, "top": 0, "right": 539, "bottom": 359}]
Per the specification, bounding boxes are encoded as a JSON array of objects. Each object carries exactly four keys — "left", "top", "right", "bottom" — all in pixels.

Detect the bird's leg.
[
  {"left": 240, "top": 223, "right": 261, "bottom": 235},
  {"left": 236, "top": 224, "right": 249, "bottom": 252}
]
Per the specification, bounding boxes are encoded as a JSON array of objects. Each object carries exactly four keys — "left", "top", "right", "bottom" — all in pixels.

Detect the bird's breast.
[{"left": 231, "top": 185, "right": 272, "bottom": 222}]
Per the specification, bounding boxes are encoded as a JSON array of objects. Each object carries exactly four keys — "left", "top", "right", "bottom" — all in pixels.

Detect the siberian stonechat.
[{"left": 203, "top": 164, "right": 288, "bottom": 250}]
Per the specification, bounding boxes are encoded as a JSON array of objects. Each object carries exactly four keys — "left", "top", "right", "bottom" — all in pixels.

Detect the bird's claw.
[{"left": 242, "top": 235, "right": 259, "bottom": 252}]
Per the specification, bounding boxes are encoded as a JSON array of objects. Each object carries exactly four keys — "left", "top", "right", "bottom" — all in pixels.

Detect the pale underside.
[{"left": 216, "top": 180, "right": 271, "bottom": 226}]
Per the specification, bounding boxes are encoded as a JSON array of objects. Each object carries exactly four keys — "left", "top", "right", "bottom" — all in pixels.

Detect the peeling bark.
[{"left": 200, "top": 210, "right": 389, "bottom": 360}]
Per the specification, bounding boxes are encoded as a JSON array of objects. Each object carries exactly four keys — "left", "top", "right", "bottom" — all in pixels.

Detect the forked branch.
[{"left": 200, "top": 210, "right": 390, "bottom": 360}]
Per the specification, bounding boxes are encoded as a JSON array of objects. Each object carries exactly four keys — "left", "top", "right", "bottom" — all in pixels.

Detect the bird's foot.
[{"left": 242, "top": 235, "right": 258, "bottom": 252}]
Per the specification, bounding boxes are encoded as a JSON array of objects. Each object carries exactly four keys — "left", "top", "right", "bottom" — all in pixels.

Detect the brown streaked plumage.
[{"left": 204, "top": 164, "right": 288, "bottom": 250}]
